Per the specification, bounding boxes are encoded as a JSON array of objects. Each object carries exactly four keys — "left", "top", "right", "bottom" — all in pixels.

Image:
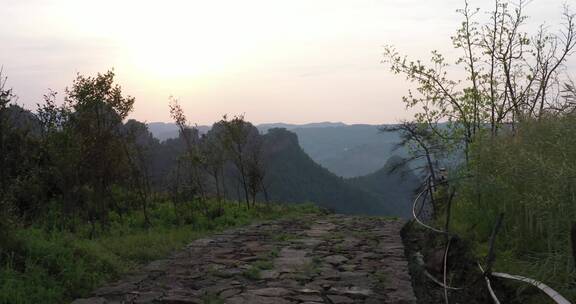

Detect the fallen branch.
[
  {"left": 414, "top": 252, "right": 462, "bottom": 290},
  {"left": 571, "top": 222, "right": 576, "bottom": 270},
  {"left": 491, "top": 272, "right": 572, "bottom": 304},
  {"left": 478, "top": 263, "right": 501, "bottom": 304},
  {"left": 443, "top": 237, "right": 453, "bottom": 304},
  {"left": 410, "top": 174, "right": 571, "bottom": 304},
  {"left": 412, "top": 177, "right": 451, "bottom": 235}
]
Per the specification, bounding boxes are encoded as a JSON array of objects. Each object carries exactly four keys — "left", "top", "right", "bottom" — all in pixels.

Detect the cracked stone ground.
[{"left": 72, "top": 215, "right": 417, "bottom": 304}]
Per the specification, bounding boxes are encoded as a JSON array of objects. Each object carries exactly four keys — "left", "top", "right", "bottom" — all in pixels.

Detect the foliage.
[
  {"left": 168, "top": 98, "right": 206, "bottom": 204},
  {"left": 216, "top": 115, "right": 265, "bottom": 205},
  {"left": 449, "top": 115, "right": 576, "bottom": 302},
  {"left": 383, "top": 0, "right": 576, "bottom": 161},
  {"left": 62, "top": 71, "right": 135, "bottom": 233},
  {"left": 167, "top": 103, "right": 267, "bottom": 208},
  {"left": 0, "top": 69, "right": 317, "bottom": 304},
  {"left": 381, "top": 121, "right": 448, "bottom": 178},
  {"left": 383, "top": 2, "right": 576, "bottom": 301},
  {"left": 261, "top": 128, "right": 419, "bottom": 216},
  {"left": 0, "top": 200, "right": 319, "bottom": 304}
]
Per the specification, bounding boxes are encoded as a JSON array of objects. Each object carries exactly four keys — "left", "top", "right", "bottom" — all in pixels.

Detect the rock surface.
[{"left": 72, "top": 215, "right": 416, "bottom": 304}]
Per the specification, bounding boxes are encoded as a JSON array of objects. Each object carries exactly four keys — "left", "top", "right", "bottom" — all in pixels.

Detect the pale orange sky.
[{"left": 0, "top": 0, "right": 571, "bottom": 125}]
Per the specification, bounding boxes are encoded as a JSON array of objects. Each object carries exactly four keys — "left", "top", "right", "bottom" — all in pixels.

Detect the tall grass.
[
  {"left": 449, "top": 115, "right": 576, "bottom": 302},
  {"left": 0, "top": 200, "right": 320, "bottom": 304}
]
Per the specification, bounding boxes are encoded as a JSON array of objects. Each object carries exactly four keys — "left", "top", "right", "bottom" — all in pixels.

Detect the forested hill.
[
  {"left": 261, "top": 128, "right": 419, "bottom": 216},
  {"left": 289, "top": 124, "right": 406, "bottom": 177},
  {"left": 148, "top": 122, "right": 409, "bottom": 178},
  {"left": 6, "top": 104, "right": 419, "bottom": 217},
  {"left": 345, "top": 155, "right": 420, "bottom": 218}
]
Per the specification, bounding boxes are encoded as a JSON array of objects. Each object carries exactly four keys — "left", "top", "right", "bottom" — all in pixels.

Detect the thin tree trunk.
[
  {"left": 220, "top": 166, "right": 227, "bottom": 200},
  {"left": 213, "top": 169, "right": 221, "bottom": 201},
  {"left": 571, "top": 222, "right": 576, "bottom": 270}
]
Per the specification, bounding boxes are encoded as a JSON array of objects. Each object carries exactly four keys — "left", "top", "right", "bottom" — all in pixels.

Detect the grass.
[
  {"left": 202, "top": 292, "right": 224, "bottom": 304},
  {"left": 242, "top": 256, "right": 276, "bottom": 281},
  {"left": 267, "top": 247, "right": 280, "bottom": 259},
  {"left": 447, "top": 116, "right": 576, "bottom": 303},
  {"left": 373, "top": 270, "right": 389, "bottom": 289},
  {"left": 272, "top": 232, "right": 298, "bottom": 242},
  {"left": 242, "top": 266, "right": 262, "bottom": 280},
  {"left": 252, "top": 260, "right": 273, "bottom": 271},
  {"left": 294, "top": 256, "right": 322, "bottom": 284},
  {"left": 0, "top": 200, "right": 320, "bottom": 304}
]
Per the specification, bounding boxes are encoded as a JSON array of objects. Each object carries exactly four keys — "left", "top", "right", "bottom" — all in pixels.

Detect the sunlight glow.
[
  {"left": 60, "top": 0, "right": 269, "bottom": 79},
  {"left": 3, "top": 0, "right": 571, "bottom": 124}
]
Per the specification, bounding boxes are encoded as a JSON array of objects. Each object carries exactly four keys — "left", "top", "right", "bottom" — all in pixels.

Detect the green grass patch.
[
  {"left": 0, "top": 201, "right": 319, "bottom": 304},
  {"left": 267, "top": 247, "right": 280, "bottom": 259},
  {"left": 202, "top": 292, "right": 224, "bottom": 304},
  {"left": 252, "top": 260, "right": 273, "bottom": 271},
  {"left": 373, "top": 270, "right": 389, "bottom": 289},
  {"left": 447, "top": 116, "right": 576, "bottom": 303},
  {"left": 242, "top": 266, "right": 262, "bottom": 280},
  {"left": 272, "top": 232, "right": 298, "bottom": 242}
]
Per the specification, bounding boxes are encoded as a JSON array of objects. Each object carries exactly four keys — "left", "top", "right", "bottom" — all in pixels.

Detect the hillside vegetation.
[
  {"left": 148, "top": 122, "right": 409, "bottom": 178},
  {"left": 289, "top": 125, "right": 406, "bottom": 177},
  {"left": 450, "top": 117, "right": 576, "bottom": 301},
  {"left": 382, "top": 0, "right": 576, "bottom": 302},
  {"left": 0, "top": 200, "right": 319, "bottom": 304},
  {"left": 262, "top": 128, "right": 419, "bottom": 215},
  {"left": 346, "top": 155, "right": 420, "bottom": 218},
  {"left": 0, "top": 69, "right": 416, "bottom": 303}
]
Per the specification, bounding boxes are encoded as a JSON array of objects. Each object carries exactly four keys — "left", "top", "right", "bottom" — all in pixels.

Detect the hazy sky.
[{"left": 0, "top": 0, "right": 571, "bottom": 125}]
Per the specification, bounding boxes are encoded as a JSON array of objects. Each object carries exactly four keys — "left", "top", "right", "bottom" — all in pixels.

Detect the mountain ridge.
[
  {"left": 263, "top": 127, "right": 419, "bottom": 216},
  {"left": 147, "top": 121, "right": 407, "bottom": 178}
]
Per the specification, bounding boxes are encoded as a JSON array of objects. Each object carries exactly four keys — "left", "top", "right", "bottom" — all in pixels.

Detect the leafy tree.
[
  {"left": 168, "top": 98, "right": 206, "bottom": 205},
  {"left": 218, "top": 115, "right": 263, "bottom": 207},
  {"left": 383, "top": 0, "right": 576, "bottom": 162},
  {"left": 0, "top": 68, "right": 15, "bottom": 203},
  {"left": 123, "top": 119, "right": 158, "bottom": 227},
  {"left": 0, "top": 68, "right": 17, "bottom": 235},
  {"left": 245, "top": 132, "right": 265, "bottom": 205},
  {"left": 0, "top": 69, "right": 44, "bottom": 262},
  {"left": 0, "top": 69, "right": 45, "bottom": 221},
  {"left": 562, "top": 79, "right": 576, "bottom": 111},
  {"left": 201, "top": 124, "right": 228, "bottom": 201},
  {"left": 61, "top": 70, "right": 135, "bottom": 235},
  {"left": 381, "top": 121, "right": 445, "bottom": 180}
]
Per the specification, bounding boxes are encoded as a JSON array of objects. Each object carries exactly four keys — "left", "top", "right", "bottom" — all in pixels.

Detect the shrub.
[{"left": 450, "top": 115, "right": 576, "bottom": 301}]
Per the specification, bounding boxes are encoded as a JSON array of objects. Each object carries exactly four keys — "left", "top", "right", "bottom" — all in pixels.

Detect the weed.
[
  {"left": 242, "top": 266, "right": 261, "bottom": 280},
  {"left": 373, "top": 271, "right": 388, "bottom": 288},
  {"left": 0, "top": 201, "right": 319, "bottom": 303},
  {"left": 272, "top": 233, "right": 297, "bottom": 242},
  {"left": 202, "top": 292, "right": 224, "bottom": 304},
  {"left": 253, "top": 259, "right": 273, "bottom": 270}
]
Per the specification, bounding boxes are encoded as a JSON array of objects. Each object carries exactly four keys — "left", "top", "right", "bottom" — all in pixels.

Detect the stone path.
[{"left": 73, "top": 215, "right": 417, "bottom": 304}]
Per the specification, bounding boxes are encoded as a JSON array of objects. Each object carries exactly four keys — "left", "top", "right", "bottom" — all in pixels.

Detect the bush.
[{"left": 450, "top": 115, "right": 576, "bottom": 302}]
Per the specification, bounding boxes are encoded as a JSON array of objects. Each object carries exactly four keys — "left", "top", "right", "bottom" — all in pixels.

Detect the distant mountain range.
[
  {"left": 147, "top": 121, "right": 347, "bottom": 141},
  {"left": 145, "top": 122, "right": 421, "bottom": 216},
  {"left": 147, "top": 121, "right": 421, "bottom": 216},
  {"left": 288, "top": 124, "right": 409, "bottom": 178},
  {"left": 147, "top": 122, "right": 211, "bottom": 141},
  {"left": 147, "top": 122, "right": 408, "bottom": 178},
  {"left": 258, "top": 122, "right": 347, "bottom": 132}
]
